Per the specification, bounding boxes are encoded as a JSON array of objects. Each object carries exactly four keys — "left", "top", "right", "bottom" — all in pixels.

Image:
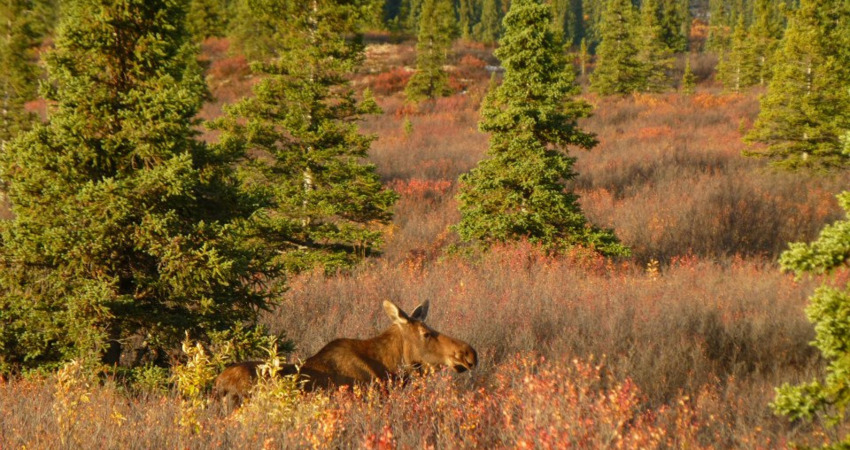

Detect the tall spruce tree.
[
  {"left": 636, "top": 0, "right": 673, "bottom": 92},
  {"left": 750, "top": 0, "right": 784, "bottom": 86},
  {"left": 706, "top": 0, "right": 732, "bottom": 52},
  {"left": 474, "top": 0, "right": 501, "bottom": 44},
  {"left": 215, "top": 0, "right": 397, "bottom": 272},
  {"left": 228, "top": 0, "right": 285, "bottom": 62},
  {"left": 658, "top": 0, "right": 689, "bottom": 53},
  {"left": 0, "top": 0, "right": 274, "bottom": 371},
  {"left": 772, "top": 189, "right": 850, "bottom": 447},
  {"left": 744, "top": 0, "right": 850, "bottom": 171},
  {"left": 405, "top": 0, "right": 455, "bottom": 102},
  {"left": 0, "top": 0, "right": 40, "bottom": 151},
  {"left": 186, "top": 0, "right": 229, "bottom": 40},
  {"left": 455, "top": 0, "right": 628, "bottom": 257},
  {"left": 457, "top": 0, "right": 476, "bottom": 40},
  {"left": 590, "top": 0, "right": 644, "bottom": 95},
  {"left": 716, "top": 16, "right": 759, "bottom": 92}
]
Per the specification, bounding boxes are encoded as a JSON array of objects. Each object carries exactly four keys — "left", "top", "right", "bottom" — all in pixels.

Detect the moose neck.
[{"left": 365, "top": 325, "right": 414, "bottom": 372}]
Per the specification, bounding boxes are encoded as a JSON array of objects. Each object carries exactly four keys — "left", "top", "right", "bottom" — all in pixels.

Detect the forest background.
[{"left": 1, "top": 0, "right": 849, "bottom": 447}]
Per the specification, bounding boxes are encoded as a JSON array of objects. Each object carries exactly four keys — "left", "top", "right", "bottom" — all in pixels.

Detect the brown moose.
[{"left": 213, "top": 300, "right": 477, "bottom": 406}]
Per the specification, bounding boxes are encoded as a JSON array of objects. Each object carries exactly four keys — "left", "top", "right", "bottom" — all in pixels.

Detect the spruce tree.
[
  {"left": 474, "top": 0, "right": 501, "bottom": 45},
  {"left": 0, "top": 0, "right": 274, "bottom": 371},
  {"left": 706, "top": 0, "right": 732, "bottom": 52},
  {"left": 658, "top": 0, "right": 689, "bottom": 53},
  {"left": 455, "top": 0, "right": 628, "bottom": 257},
  {"left": 215, "top": 0, "right": 397, "bottom": 272},
  {"left": 681, "top": 55, "right": 696, "bottom": 95},
  {"left": 636, "top": 0, "right": 673, "bottom": 92},
  {"left": 744, "top": 0, "right": 850, "bottom": 171},
  {"left": 405, "top": 0, "right": 455, "bottom": 102},
  {"left": 772, "top": 190, "right": 850, "bottom": 447},
  {"left": 457, "top": 0, "right": 476, "bottom": 40},
  {"left": 716, "top": 16, "right": 759, "bottom": 92},
  {"left": 551, "top": 0, "right": 578, "bottom": 47},
  {"left": 590, "top": 0, "right": 644, "bottom": 95},
  {"left": 186, "top": 0, "right": 228, "bottom": 40},
  {"left": 228, "top": 0, "right": 285, "bottom": 62},
  {"left": 0, "top": 0, "right": 40, "bottom": 150},
  {"left": 750, "top": 0, "right": 784, "bottom": 86}
]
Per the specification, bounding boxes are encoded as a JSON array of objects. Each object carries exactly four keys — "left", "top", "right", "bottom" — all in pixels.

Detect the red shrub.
[{"left": 369, "top": 68, "right": 413, "bottom": 96}]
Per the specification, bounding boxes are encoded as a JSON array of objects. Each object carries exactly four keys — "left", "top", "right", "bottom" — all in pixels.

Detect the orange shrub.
[{"left": 369, "top": 67, "right": 413, "bottom": 96}]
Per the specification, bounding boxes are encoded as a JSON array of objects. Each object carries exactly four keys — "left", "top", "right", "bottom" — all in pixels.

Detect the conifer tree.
[
  {"left": 186, "top": 0, "right": 228, "bottom": 39},
  {"left": 0, "top": 0, "right": 39, "bottom": 150},
  {"left": 772, "top": 189, "right": 850, "bottom": 447},
  {"left": 228, "top": 0, "right": 285, "bottom": 62},
  {"left": 658, "top": 0, "right": 689, "bottom": 53},
  {"left": 0, "top": 0, "right": 275, "bottom": 371},
  {"left": 750, "top": 0, "right": 783, "bottom": 86},
  {"left": 474, "top": 0, "right": 501, "bottom": 45},
  {"left": 579, "top": 37, "right": 589, "bottom": 79},
  {"left": 681, "top": 55, "right": 696, "bottom": 95},
  {"left": 716, "top": 16, "right": 759, "bottom": 92},
  {"left": 590, "top": 0, "right": 643, "bottom": 95},
  {"left": 706, "top": 0, "right": 732, "bottom": 52},
  {"left": 744, "top": 0, "right": 850, "bottom": 171},
  {"left": 405, "top": 0, "right": 455, "bottom": 102},
  {"left": 551, "top": 0, "right": 578, "bottom": 47},
  {"left": 636, "top": 0, "right": 673, "bottom": 92},
  {"left": 457, "top": 0, "right": 476, "bottom": 40},
  {"left": 400, "top": 0, "right": 424, "bottom": 34},
  {"left": 455, "top": 0, "right": 628, "bottom": 257},
  {"left": 215, "top": 0, "right": 397, "bottom": 272}
]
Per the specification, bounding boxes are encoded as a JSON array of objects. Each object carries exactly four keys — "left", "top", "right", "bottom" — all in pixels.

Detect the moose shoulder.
[{"left": 214, "top": 300, "right": 477, "bottom": 405}]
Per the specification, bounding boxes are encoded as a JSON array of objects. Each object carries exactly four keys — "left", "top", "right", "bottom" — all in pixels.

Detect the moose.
[{"left": 213, "top": 300, "right": 478, "bottom": 406}]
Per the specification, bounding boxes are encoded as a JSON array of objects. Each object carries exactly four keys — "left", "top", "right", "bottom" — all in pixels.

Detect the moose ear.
[
  {"left": 383, "top": 300, "right": 410, "bottom": 324},
  {"left": 410, "top": 300, "right": 429, "bottom": 322}
]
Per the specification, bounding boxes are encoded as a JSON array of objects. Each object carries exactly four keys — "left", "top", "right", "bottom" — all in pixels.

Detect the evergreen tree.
[
  {"left": 186, "top": 0, "right": 229, "bottom": 39},
  {"left": 772, "top": 190, "right": 850, "bottom": 447},
  {"left": 706, "top": 0, "right": 732, "bottom": 52},
  {"left": 457, "top": 0, "right": 476, "bottom": 40},
  {"left": 716, "top": 16, "right": 759, "bottom": 92},
  {"left": 400, "top": 0, "right": 424, "bottom": 33},
  {"left": 744, "top": 0, "right": 850, "bottom": 171},
  {"left": 590, "top": 0, "right": 644, "bottom": 95},
  {"left": 636, "top": 0, "right": 674, "bottom": 92},
  {"left": 0, "top": 0, "right": 40, "bottom": 151},
  {"left": 581, "top": 0, "right": 606, "bottom": 50},
  {"left": 215, "top": 0, "right": 397, "bottom": 272},
  {"left": 405, "top": 0, "right": 455, "bottom": 102},
  {"left": 474, "top": 0, "right": 501, "bottom": 44},
  {"left": 455, "top": 0, "right": 628, "bottom": 257},
  {"left": 658, "top": 0, "right": 689, "bottom": 53},
  {"left": 0, "top": 0, "right": 275, "bottom": 371},
  {"left": 681, "top": 55, "right": 696, "bottom": 95},
  {"left": 551, "top": 0, "right": 578, "bottom": 47},
  {"left": 750, "top": 0, "right": 783, "bottom": 86},
  {"left": 579, "top": 37, "right": 589, "bottom": 80},
  {"left": 228, "top": 0, "right": 286, "bottom": 62}
]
